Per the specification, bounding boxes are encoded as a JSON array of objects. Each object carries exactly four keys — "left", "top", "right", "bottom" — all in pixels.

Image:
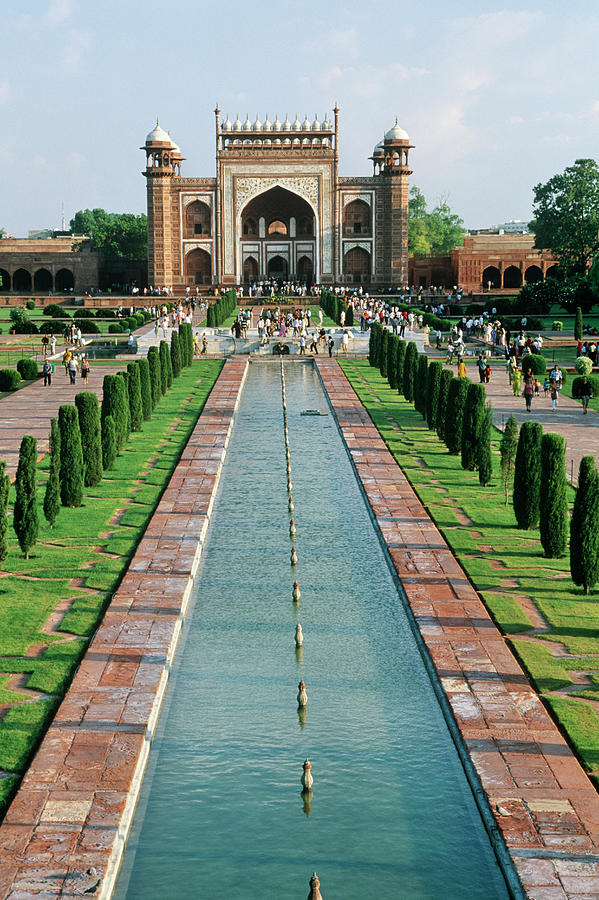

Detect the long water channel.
[{"left": 115, "top": 361, "right": 511, "bottom": 898}]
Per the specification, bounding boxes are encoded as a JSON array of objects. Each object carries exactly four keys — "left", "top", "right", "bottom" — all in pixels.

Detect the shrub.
[
  {"left": 39, "top": 321, "right": 60, "bottom": 334},
  {"left": 552, "top": 321, "right": 563, "bottom": 331},
  {"left": 10, "top": 308, "right": 29, "bottom": 326},
  {"left": 0, "top": 460, "right": 9, "bottom": 560},
  {"left": 43, "top": 304, "right": 65, "bottom": 317},
  {"left": 126, "top": 363, "right": 143, "bottom": 432},
  {"left": 159, "top": 341, "right": 170, "bottom": 394},
  {"left": 171, "top": 330, "right": 182, "bottom": 378},
  {"left": 58, "top": 405, "right": 84, "bottom": 507},
  {"left": 108, "top": 323, "right": 124, "bottom": 334},
  {"left": 513, "top": 421, "right": 543, "bottom": 529},
  {"left": 572, "top": 375, "right": 599, "bottom": 399},
  {"left": 461, "top": 383, "right": 486, "bottom": 471},
  {"left": 445, "top": 377, "right": 470, "bottom": 454},
  {"left": 426, "top": 361, "right": 443, "bottom": 430},
  {"left": 26, "top": 299, "right": 35, "bottom": 310},
  {"left": 13, "top": 435, "right": 38, "bottom": 558},
  {"left": 570, "top": 456, "right": 599, "bottom": 593},
  {"left": 74, "top": 319, "right": 100, "bottom": 335},
  {"left": 436, "top": 370, "right": 454, "bottom": 443},
  {"left": 521, "top": 354, "right": 546, "bottom": 378},
  {"left": 0, "top": 369, "right": 21, "bottom": 391},
  {"left": 137, "top": 358, "right": 152, "bottom": 420},
  {"left": 477, "top": 405, "right": 493, "bottom": 486},
  {"left": 134, "top": 313, "right": 145, "bottom": 326},
  {"left": 387, "top": 334, "right": 398, "bottom": 390},
  {"left": 575, "top": 306, "right": 583, "bottom": 342},
  {"left": 75, "top": 393, "right": 103, "bottom": 487},
  {"left": 500, "top": 415, "right": 519, "bottom": 505},
  {"left": 575, "top": 356, "right": 593, "bottom": 376},
  {"left": 402, "top": 341, "right": 418, "bottom": 403},
  {"left": 43, "top": 418, "right": 61, "bottom": 528},
  {"left": 95, "top": 308, "right": 116, "bottom": 318},
  {"left": 126, "top": 316, "right": 138, "bottom": 332},
  {"left": 102, "top": 414, "right": 116, "bottom": 470},
  {"left": 414, "top": 354, "right": 428, "bottom": 416},
  {"left": 11, "top": 321, "right": 39, "bottom": 334},
  {"left": 75, "top": 309, "right": 95, "bottom": 318},
  {"left": 539, "top": 432, "right": 568, "bottom": 558},
  {"left": 147, "top": 347, "right": 161, "bottom": 408},
  {"left": 395, "top": 339, "right": 406, "bottom": 396},
  {"left": 16, "top": 358, "right": 38, "bottom": 380}
]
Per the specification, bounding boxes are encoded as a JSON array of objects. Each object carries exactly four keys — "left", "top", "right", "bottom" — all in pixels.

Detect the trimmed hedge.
[
  {"left": 208, "top": 289, "right": 237, "bottom": 327},
  {"left": 58, "top": 405, "right": 84, "bottom": 508},
  {"left": 513, "top": 420, "right": 543, "bottom": 528},
  {"left": 445, "top": 377, "right": 470, "bottom": 454},
  {"left": 539, "top": 432, "right": 568, "bottom": 558},
  {"left": 108, "top": 323, "right": 124, "bottom": 334},
  {"left": 425, "top": 361, "right": 443, "bottom": 430},
  {"left": 43, "top": 304, "right": 65, "bottom": 317},
  {"left": 75, "top": 392, "right": 103, "bottom": 487},
  {"left": 16, "top": 359, "right": 38, "bottom": 380},
  {"left": 572, "top": 375, "right": 599, "bottom": 398},
  {"left": 461, "top": 383, "right": 486, "bottom": 471},
  {"left": 0, "top": 369, "right": 21, "bottom": 391},
  {"left": 403, "top": 341, "right": 418, "bottom": 403},
  {"left": 436, "top": 369, "right": 454, "bottom": 443},
  {"left": 137, "top": 358, "right": 152, "bottom": 420},
  {"left": 521, "top": 354, "right": 546, "bottom": 378}
]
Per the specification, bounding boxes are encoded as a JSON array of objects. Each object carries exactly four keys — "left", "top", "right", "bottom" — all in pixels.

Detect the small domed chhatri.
[
  {"left": 145, "top": 120, "right": 172, "bottom": 145},
  {"left": 384, "top": 117, "right": 410, "bottom": 142}
]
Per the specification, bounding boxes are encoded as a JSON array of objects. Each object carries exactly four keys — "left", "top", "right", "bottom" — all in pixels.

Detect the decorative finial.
[
  {"left": 297, "top": 679, "right": 307, "bottom": 706},
  {"left": 301, "top": 758, "right": 313, "bottom": 789},
  {"left": 307, "top": 871, "right": 322, "bottom": 899}
]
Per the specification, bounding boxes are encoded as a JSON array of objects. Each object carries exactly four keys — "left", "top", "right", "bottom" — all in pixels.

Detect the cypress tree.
[
  {"left": 127, "top": 363, "right": 143, "bottom": 432},
  {"left": 575, "top": 306, "right": 583, "bottom": 342},
  {"left": 570, "top": 456, "right": 599, "bottom": 593},
  {"left": 513, "top": 421, "right": 543, "bottom": 529},
  {"left": 445, "top": 377, "right": 470, "bottom": 454},
  {"left": 165, "top": 338, "right": 173, "bottom": 386},
  {"left": 178, "top": 324, "right": 188, "bottom": 367},
  {"left": 58, "top": 405, "right": 84, "bottom": 508},
  {"left": 539, "top": 433, "right": 568, "bottom": 558},
  {"left": 75, "top": 392, "right": 103, "bottom": 487},
  {"left": 182, "top": 322, "right": 193, "bottom": 366},
  {"left": 138, "top": 358, "right": 152, "bottom": 420},
  {"left": 171, "top": 329, "right": 182, "bottom": 378},
  {"left": 43, "top": 418, "right": 61, "bottom": 528},
  {"left": 395, "top": 340, "right": 407, "bottom": 396},
  {"left": 368, "top": 323, "right": 379, "bottom": 367},
  {"left": 147, "top": 347, "right": 161, "bottom": 409},
  {"left": 117, "top": 372, "right": 131, "bottom": 442},
  {"left": 461, "top": 383, "right": 486, "bottom": 470},
  {"left": 477, "top": 404, "right": 493, "bottom": 486},
  {"left": 379, "top": 328, "right": 389, "bottom": 379},
  {"left": 403, "top": 341, "right": 418, "bottom": 403},
  {"left": 426, "top": 360, "right": 443, "bottom": 430},
  {"left": 207, "top": 304, "right": 214, "bottom": 329},
  {"left": 436, "top": 369, "right": 454, "bottom": 443},
  {"left": 500, "top": 415, "right": 519, "bottom": 505},
  {"left": 0, "top": 460, "right": 9, "bottom": 560},
  {"left": 414, "top": 353, "right": 428, "bottom": 416},
  {"left": 158, "top": 341, "right": 169, "bottom": 394},
  {"left": 387, "top": 334, "right": 398, "bottom": 390},
  {"left": 101, "top": 375, "right": 126, "bottom": 451},
  {"left": 102, "top": 414, "right": 117, "bottom": 470},
  {"left": 13, "top": 435, "right": 38, "bottom": 558}
]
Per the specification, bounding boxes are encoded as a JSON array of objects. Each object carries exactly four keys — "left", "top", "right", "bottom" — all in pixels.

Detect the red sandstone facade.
[
  {"left": 143, "top": 110, "right": 413, "bottom": 289},
  {"left": 0, "top": 236, "right": 99, "bottom": 294},
  {"left": 409, "top": 234, "right": 558, "bottom": 292}
]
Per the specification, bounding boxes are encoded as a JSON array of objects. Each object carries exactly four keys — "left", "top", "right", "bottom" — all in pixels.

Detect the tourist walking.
[
  {"left": 580, "top": 376, "right": 593, "bottom": 414},
  {"left": 328, "top": 336, "right": 335, "bottom": 357},
  {"left": 512, "top": 368, "right": 521, "bottom": 397},
  {"left": 42, "top": 359, "right": 52, "bottom": 386},
  {"left": 81, "top": 356, "right": 90, "bottom": 385},
  {"left": 523, "top": 376, "right": 534, "bottom": 412},
  {"left": 551, "top": 383, "right": 559, "bottom": 411},
  {"left": 68, "top": 355, "right": 78, "bottom": 385}
]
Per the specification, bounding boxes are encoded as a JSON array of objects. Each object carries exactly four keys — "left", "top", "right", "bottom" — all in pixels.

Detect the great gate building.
[{"left": 142, "top": 108, "right": 413, "bottom": 291}]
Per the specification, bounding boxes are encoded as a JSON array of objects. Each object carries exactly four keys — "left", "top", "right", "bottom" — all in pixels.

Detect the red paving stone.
[
  {"left": 316, "top": 358, "right": 599, "bottom": 900},
  {"left": 0, "top": 358, "right": 248, "bottom": 899}
]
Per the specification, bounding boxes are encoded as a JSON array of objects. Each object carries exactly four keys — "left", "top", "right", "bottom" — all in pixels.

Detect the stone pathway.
[
  {"left": 317, "top": 358, "right": 599, "bottom": 900},
  {"left": 0, "top": 358, "right": 248, "bottom": 899},
  {"left": 0, "top": 364, "right": 124, "bottom": 481}
]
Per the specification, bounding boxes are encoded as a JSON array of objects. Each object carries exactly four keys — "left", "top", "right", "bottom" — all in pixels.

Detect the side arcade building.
[{"left": 143, "top": 108, "right": 413, "bottom": 291}]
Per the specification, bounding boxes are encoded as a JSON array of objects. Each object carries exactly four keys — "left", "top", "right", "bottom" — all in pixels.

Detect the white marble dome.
[
  {"left": 146, "top": 121, "right": 171, "bottom": 144},
  {"left": 384, "top": 118, "right": 409, "bottom": 142},
  {"left": 302, "top": 114, "right": 311, "bottom": 131},
  {"left": 253, "top": 116, "right": 262, "bottom": 131},
  {"left": 222, "top": 117, "right": 232, "bottom": 132},
  {"left": 273, "top": 114, "right": 281, "bottom": 130},
  {"left": 263, "top": 116, "right": 272, "bottom": 131},
  {"left": 243, "top": 115, "right": 252, "bottom": 131},
  {"left": 312, "top": 115, "right": 321, "bottom": 131},
  {"left": 233, "top": 115, "right": 242, "bottom": 130},
  {"left": 282, "top": 115, "right": 291, "bottom": 131},
  {"left": 293, "top": 115, "right": 302, "bottom": 130}
]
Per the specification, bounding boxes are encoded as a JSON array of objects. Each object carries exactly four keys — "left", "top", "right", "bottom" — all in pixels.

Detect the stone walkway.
[
  {"left": 316, "top": 358, "right": 599, "bottom": 900},
  {"left": 0, "top": 358, "right": 248, "bottom": 899},
  {"left": 0, "top": 364, "right": 124, "bottom": 481}
]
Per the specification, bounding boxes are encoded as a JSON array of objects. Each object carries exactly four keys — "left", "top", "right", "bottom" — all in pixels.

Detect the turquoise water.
[{"left": 115, "top": 362, "right": 510, "bottom": 899}]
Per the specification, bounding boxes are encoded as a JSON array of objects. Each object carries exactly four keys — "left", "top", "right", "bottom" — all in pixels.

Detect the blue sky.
[{"left": 2, "top": 0, "right": 599, "bottom": 235}]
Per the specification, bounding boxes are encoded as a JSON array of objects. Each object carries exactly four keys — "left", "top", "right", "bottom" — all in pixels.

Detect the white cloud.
[
  {"left": 67, "top": 151, "right": 86, "bottom": 167},
  {"left": 32, "top": 154, "right": 52, "bottom": 171},
  {"left": 452, "top": 10, "right": 544, "bottom": 45},
  {"left": 0, "top": 82, "right": 9, "bottom": 103},
  {"left": 46, "top": 0, "right": 74, "bottom": 22}
]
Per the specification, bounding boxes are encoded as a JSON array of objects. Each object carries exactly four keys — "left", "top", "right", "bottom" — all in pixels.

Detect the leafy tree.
[
  {"left": 477, "top": 405, "right": 493, "bottom": 486},
  {"left": 436, "top": 369, "right": 454, "bottom": 443},
  {"left": 570, "top": 456, "right": 599, "bottom": 593},
  {"left": 575, "top": 306, "right": 583, "bottom": 341},
  {"left": 500, "top": 415, "right": 519, "bottom": 505},
  {"left": 171, "top": 330, "right": 182, "bottom": 378},
  {"left": 402, "top": 342, "right": 418, "bottom": 404},
  {"left": 395, "top": 339, "right": 407, "bottom": 396},
  {"left": 513, "top": 421, "right": 543, "bottom": 528},
  {"left": 147, "top": 347, "right": 162, "bottom": 408},
  {"left": 43, "top": 418, "right": 61, "bottom": 528},
  {"left": 0, "top": 460, "right": 9, "bottom": 560},
  {"left": 530, "top": 159, "right": 599, "bottom": 277},
  {"left": 159, "top": 340, "right": 170, "bottom": 394},
  {"left": 126, "top": 363, "right": 143, "bottom": 432},
  {"left": 387, "top": 334, "right": 398, "bottom": 389},
  {"left": 102, "top": 414, "right": 117, "bottom": 470},
  {"left": 70, "top": 208, "right": 147, "bottom": 260},
  {"left": 414, "top": 354, "right": 428, "bottom": 416},
  {"left": 539, "top": 433, "right": 568, "bottom": 558},
  {"left": 137, "top": 358, "right": 152, "bottom": 420},
  {"left": 461, "top": 383, "right": 486, "bottom": 470},
  {"left": 13, "top": 436, "right": 38, "bottom": 558},
  {"left": 408, "top": 186, "right": 465, "bottom": 256},
  {"left": 58, "top": 406, "right": 84, "bottom": 507},
  {"left": 426, "top": 361, "right": 443, "bottom": 430},
  {"left": 75, "top": 393, "right": 103, "bottom": 487},
  {"left": 445, "top": 377, "right": 470, "bottom": 454}
]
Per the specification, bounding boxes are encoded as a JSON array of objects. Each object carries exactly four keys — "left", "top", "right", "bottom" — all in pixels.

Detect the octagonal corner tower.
[{"left": 142, "top": 108, "right": 413, "bottom": 289}]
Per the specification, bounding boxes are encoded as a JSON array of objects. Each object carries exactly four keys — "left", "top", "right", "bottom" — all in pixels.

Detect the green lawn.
[
  {"left": 0, "top": 359, "right": 223, "bottom": 818},
  {"left": 340, "top": 359, "right": 599, "bottom": 786}
]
